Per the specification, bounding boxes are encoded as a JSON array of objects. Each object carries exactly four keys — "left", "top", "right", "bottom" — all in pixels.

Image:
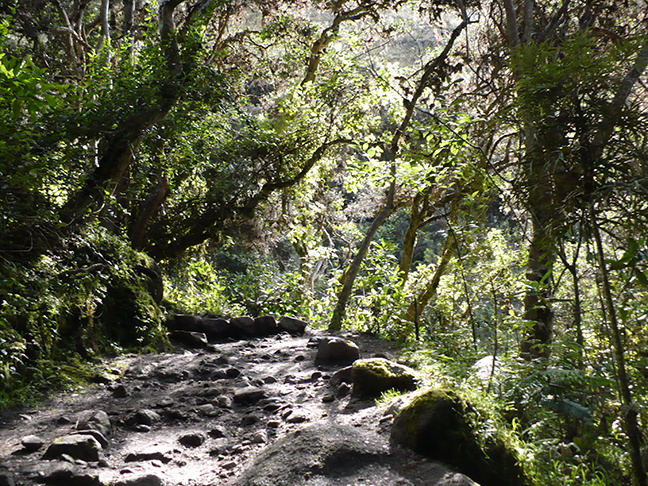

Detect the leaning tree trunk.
[
  {"left": 402, "top": 232, "right": 454, "bottom": 323},
  {"left": 329, "top": 204, "right": 396, "bottom": 331},
  {"left": 328, "top": 15, "right": 470, "bottom": 332}
]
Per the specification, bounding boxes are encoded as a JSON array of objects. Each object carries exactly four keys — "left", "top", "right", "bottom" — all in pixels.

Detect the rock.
[
  {"left": 231, "top": 316, "right": 257, "bottom": 336},
  {"left": 43, "top": 434, "right": 102, "bottom": 462},
  {"left": 234, "top": 422, "right": 467, "bottom": 486},
  {"left": 169, "top": 314, "right": 201, "bottom": 332},
  {"left": 226, "top": 367, "right": 241, "bottom": 378},
  {"left": 391, "top": 387, "right": 526, "bottom": 486},
  {"left": 200, "top": 318, "right": 235, "bottom": 340},
  {"left": 77, "top": 410, "right": 111, "bottom": 439},
  {"left": 0, "top": 473, "right": 15, "bottom": 486},
  {"left": 114, "top": 474, "right": 166, "bottom": 486},
  {"left": 217, "top": 395, "right": 234, "bottom": 408},
  {"left": 21, "top": 434, "right": 45, "bottom": 452},
  {"left": 254, "top": 315, "right": 278, "bottom": 335},
  {"left": 233, "top": 386, "right": 266, "bottom": 404},
  {"left": 178, "top": 432, "right": 206, "bottom": 448},
  {"left": 208, "top": 425, "right": 228, "bottom": 438},
  {"left": 124, "top": 449, "right": 172, "bottom": 463},
  {"left": 351, "top": 358, "right": 418, "bottom": 398},
  {"left": 125, "top": 409, "right": 161, "bottom": 427},
  {"left": 315, "top": 337, "right": 360, "bottom": 366},
  {"left": 78, "top": 429, "right": 108, "bottom": 448},
  {"left": 112, "top": 384, "right": 129, "bottom": 398},
  {"left": 250, "top": 430, "right": 268, "bottom": 444},
  {"left": 41, "top": 466, "right": 103, "bottom": 486},
  {"left": 277, "top": 316, "right": 307, "bottom": 335},
  {"left": 284, "top": 410, "right": 310, "bottom": 424},
  {"left": 330, "top": 366, "right": 354, "bottom": 386},
  {"left": 169, "top": 330, "right": 208, "bottom": 348}
]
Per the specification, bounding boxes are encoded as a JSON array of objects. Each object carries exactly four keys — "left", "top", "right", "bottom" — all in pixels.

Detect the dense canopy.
[{"left": 1, "top": 0, "right": 648, "bottom": 484}]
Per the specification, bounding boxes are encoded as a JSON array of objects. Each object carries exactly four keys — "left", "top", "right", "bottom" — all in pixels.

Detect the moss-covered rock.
[
  {"left": 351, "top": 358, "right": 418, "bottom": 398},
  {"left": 390, "top": 387, "right": 527, "bottom": 486}
]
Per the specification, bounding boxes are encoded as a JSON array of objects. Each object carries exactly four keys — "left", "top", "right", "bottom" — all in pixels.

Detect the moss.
[
  {"left": 392, "top": 387, "right": 528, "bottom": 486},
  {"left": 352, "top": 358, "right": 418, "bottom": 397}
]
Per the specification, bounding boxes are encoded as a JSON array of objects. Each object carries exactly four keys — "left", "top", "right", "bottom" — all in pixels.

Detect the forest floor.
[{"left": 0, "top": 328, "right": 477, "bottom": 486}]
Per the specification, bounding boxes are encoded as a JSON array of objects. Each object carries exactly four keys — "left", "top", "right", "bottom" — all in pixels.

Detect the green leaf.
[{"left": 634, "top": 268, "right": 648, "bottom": 287}]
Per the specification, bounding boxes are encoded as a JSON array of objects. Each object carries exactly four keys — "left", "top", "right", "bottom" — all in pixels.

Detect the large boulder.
[
  {"left": 391, "top": 387, "right": 527, "bottom": 486},
  {"left": 234, "top": 422, "right": 476, "bottom": 486},
  {"left": 351, "top": 358, "right": 418, "bottom": 398}
]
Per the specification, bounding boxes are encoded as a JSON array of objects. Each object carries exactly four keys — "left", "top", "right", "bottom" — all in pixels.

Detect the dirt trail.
[{"left": 0, "top": 329, "right": 476, "bottom": 486}]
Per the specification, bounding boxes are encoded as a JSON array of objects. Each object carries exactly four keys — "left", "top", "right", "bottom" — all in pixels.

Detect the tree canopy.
[{"left": 1, "top": 0, "right": 648, "bottom": 484}]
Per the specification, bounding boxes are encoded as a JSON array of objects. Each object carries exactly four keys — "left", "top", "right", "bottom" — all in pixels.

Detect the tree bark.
[
  {"left": 329, "top": 204, "right": 396, "bottom": 331},
  {"left": 402, "top": 232, "right": 454, "bottom": 322},
  {"left": 129, "top": 176, "right": 170, "bottom": 249},
  {"left": 520, "top": 217, "right": 554, "bottom": 359},
  {"left": 591, "top": 203, "right": 647, "bottom": 486}
]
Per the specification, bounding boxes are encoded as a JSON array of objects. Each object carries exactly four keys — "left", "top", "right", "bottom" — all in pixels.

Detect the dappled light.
[{"left": 1, "top": 0, "right": 647, "bottom": 485}]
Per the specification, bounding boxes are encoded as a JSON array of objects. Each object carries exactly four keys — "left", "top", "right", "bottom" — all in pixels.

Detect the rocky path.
[{"left": 0, "top": 328, "right": 476, "bottom": 486}]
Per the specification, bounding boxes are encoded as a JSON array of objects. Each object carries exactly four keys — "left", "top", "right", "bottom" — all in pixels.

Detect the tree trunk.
[
  {"left": 402, "top": 233, "right": 454, "bottom": 322},
  {"left": 129, "top": 176, "right": 170, "bottom": 249},
  {"left": 520, "top": 217, "right": 554, "bottom": 360},
  {"left": 399, "top": 192, "right": 427, "bottom": 282},
  {"left": 329, "top": 204, "right": 395, "bottom": 331},
  {"left": 591, "top": 203, "right": 647, "bottom": 486}
]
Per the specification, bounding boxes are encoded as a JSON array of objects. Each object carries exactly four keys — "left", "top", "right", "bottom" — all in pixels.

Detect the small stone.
[
  {"left": 125, "top": 449, "right": 172, "bottom": 464},
  {"left": 233, "top": 386, "right": 265, "bottom": 404},
  {"left": 21, "top": 434, "right": 45, "bottom": 452},
  {"left": 156, "top": 397, "right": 174, "bottom": 408},
  {"left": 322, "top": 394, "right": 335, "bottom": 403},
  {"left": 217, "top": 396, "right": 233, "bottom": 408},
  {"left": 222, "top": 461, "right": 237, "bottom": 470},
  {"left": 208, "top": 426, "right": 227, "bottom": 438},
  {"left": 178, "top": 432, "right": 205, "bottom": 448},
  {"left": 267, "top": 419, "right": 281, "bottom": 428},
  {"left": 251, "top": 430, "right": 268, "bottom": 444},
  {"left": 225, "top": 367, "right": 241, "bottom": 378},
  {"left": 43, "top": 434, "right": 102, "bottom": 462},
  {"left": 113, "top": 385, "right": 129, "bottom": 398},
  {"left": 241, "top": 415, "right": 258, "bottom": 426},
  {"left": 126, "top": 409, "right": 161, "bottom": 427},
  {"left": 196, "top": 403, "right": 215, "bottom": 414}
]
